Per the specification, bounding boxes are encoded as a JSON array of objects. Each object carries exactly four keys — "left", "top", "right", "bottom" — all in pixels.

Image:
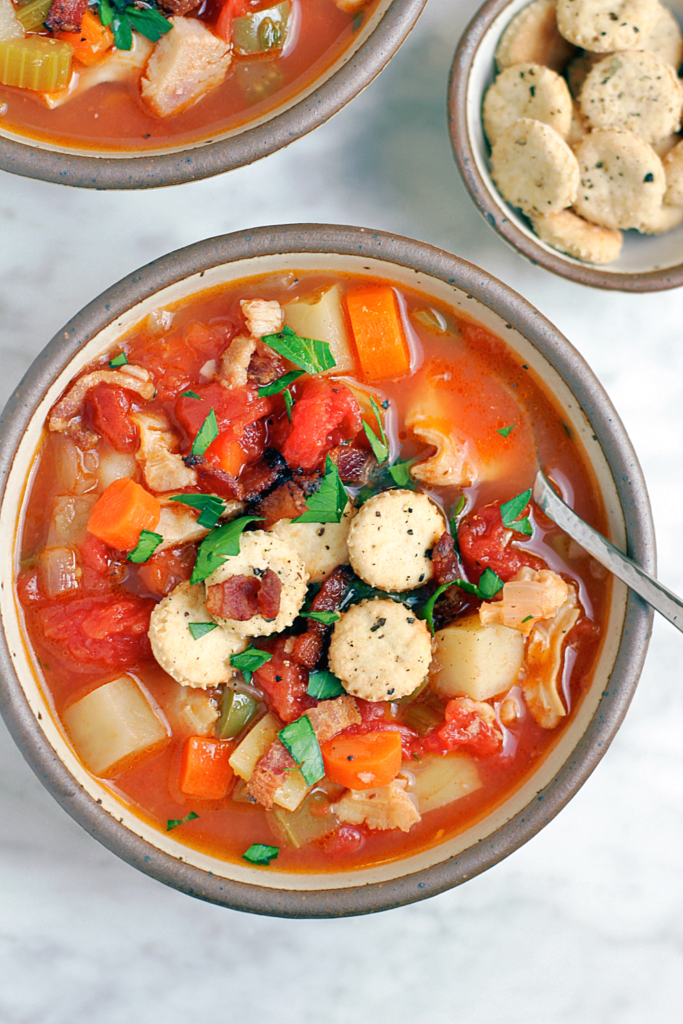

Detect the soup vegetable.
[
  {"left": 0, "top": 0, "right": 372, "bottom": 150},
  {"left": 16, "top": 272, "right": 608, "bottom": 871}
]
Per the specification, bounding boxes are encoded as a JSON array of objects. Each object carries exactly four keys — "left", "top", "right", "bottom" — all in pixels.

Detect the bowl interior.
[
  {"left": 0, "top": 235, "right": 649, "bottom": 914},
  {"left": 450, "top": 0, "right": 683, "bottom": 288}
]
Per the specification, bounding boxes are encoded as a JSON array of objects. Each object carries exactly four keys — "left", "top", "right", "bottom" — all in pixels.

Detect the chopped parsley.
[
  {"left": 191, "top": 408, "right": 218, "bottom": 458},
  {"left": 108, "top": 352, "right": 128, "bottom": 368},
  {"left": 257, "top": 369, "right": 305, "bottom": 396},
  {"left": 127, "top": 529, "right": 162, "bottom": 563},
  {"left": 191, "top": 514, "right": 263, "bottom": 584},
  {"left": 304, "top": 610, "right": 340, "bottom": 625},
  {"left": 387, "top": 456, "right": 418, "bottom": 489},
  {"left": 500, "top": 488, "right": 533, "bottom": 536},
  {"left": 293, "top": 456, "right": 347, "bottom": 524},
  {"left": 307, "top": 669, "right": 346, "bottom": 700},
  {"left": 242, "top": 843, "right": 279, "bottom": 866},
  {"left": 230, "top": 645, "right": 272, "bottom": 684},
  {"left": 497, "top": 425, "right": 515, "bottom": 438},
  {"left": 261, "top": 324, "right": 336, "bottom": 375},
  {"left": 283, "top": 388, "right": 294, "bottom": 422},
  {"left": 166, "top": 811, "right": 199, "bottom": 832},
  {"left": 98, "top": 0, "right": 172, "bottom": 51},
  {"left": 169, "top": 493, "right": 226, "bottom": 530},
  {"left": 362, "top": 396, "right": 389, "bottom": 463},
  {"left": 420, "top": 567, "right": 505, "bottom": 629},
  {"left": 419, "top": 582, "right": 456, "bottom": 634},
  {"left": 179, "top": 390, "right": 202, "bottom": 400},
  {"left": 278, "top": 716, "right": 325, "bottom": 786},
  {"left": 188, "top": 622, "right": 218, "bottom": 641},
  {"left": 521, "top": 615, "right": 534, "bottom": 624}
]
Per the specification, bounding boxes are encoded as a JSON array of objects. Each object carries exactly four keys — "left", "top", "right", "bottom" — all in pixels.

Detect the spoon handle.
[{"left": 533, "top": 470, "right": 683, "bottom": 633}]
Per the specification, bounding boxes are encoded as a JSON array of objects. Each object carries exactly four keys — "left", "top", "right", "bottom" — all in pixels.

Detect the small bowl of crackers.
[{"left": 449, "top": 0, "right": 683, "bottom": 290}]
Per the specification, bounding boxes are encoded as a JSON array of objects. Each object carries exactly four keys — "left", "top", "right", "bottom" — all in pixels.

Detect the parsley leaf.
[
  {"left": 293, "top": 456, "right": 347, "bottom": 524},
  {"left": 257, "top": 369, "right": 305, "bottom": 396},
  {"left": 419, "top": 582, "right": 457, "bottom": 634},
  {"left": 169, "top": 493, "right": 226, "bottom": 530},
  {"left": 421, "top": 568, "right": 504, "bottom": 623},
  {"left": 98, "top": 1, "right": 172, "bottom": 51},
  {"left": 521, "top": 614, "right": 534, "bottom": 623},
  {"left": 126, "top": 6, "right": 173, "bottom": 42},
  {"left": 497, "top": 425, "right": 515, "bottom": 438},
  {"left": 500, "top": 488, "right": 533, "bottom": 536},
  {"left": 283, "top": 388, "right": 294, "bottom": 422},
  {"left": 230, "top": 645, "right": 272, "bottom": 684},
  {"left": 242, "top": 843, "right": 279, "bottom": 866},
  {"left": 449, "top": 494, "right": 466, "bottom": 539},
  {"left": 191, "top": 515, "right": 263, "bottom": 584},
  {"left": 191, "top": 408, "right": 218, "bottom": 458},
  {"left": 362, "top": 397, "right": 389, "bottom": 463},
  {"left": 166, "top": 811, "right": 199, "bottom": 831},
  {"left": 307, "top": 669, "right": 345, "bottom": 699},
  {"left": 188, "top": 622, "right": 218, "bottom": 641},
  {"left": 261, "top": 325, "right": 336, "bottom": 374},
  {"left": 108, "top": 352, "right": 128, "bottom": 368},
  {"left": 387, "top": 456, "right": 418, "bottom": 489},
  {"left": 278, "top": 716, "right": 324, "bottom": 786},
  {"left": 476, "top": 567, "right": 505, "bottom": 599},
  {"left": 304, "top": 610, "right": 340, "bottom": 624},
  {"left": 127, "top": 530, "right": 162, "bottom": 563},
  {"left": 179, "top": 390, "right": 202, "bottom": 400}
]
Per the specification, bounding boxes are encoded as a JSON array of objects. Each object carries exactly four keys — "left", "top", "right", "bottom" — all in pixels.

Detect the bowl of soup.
[
  {"left": 448, "top": 0, "right": 683, "bottom": 290},
  {"left": 0, "top": 0, "right": 426, "bottom": 188},
  {"left": 0, "top": 224, "right": 653, "bottom": 917}
]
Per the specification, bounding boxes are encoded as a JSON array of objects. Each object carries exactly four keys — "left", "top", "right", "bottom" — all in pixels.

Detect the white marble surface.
[{"left": 0, "top": 2, "right": 681, "bottom": 1020}]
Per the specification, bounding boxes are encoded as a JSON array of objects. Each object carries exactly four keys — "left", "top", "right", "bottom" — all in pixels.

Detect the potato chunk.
[
  {"left": 283, "top": 284, "right": 356, "bottom": 374},
  {"left": 401, "top": 752, "right": 482, "bottom": 813},
  {"left": 63, "top": 676, "right": 168, "bottom": 777},
  {"left": 432, "top": 614, "right": 524, "bottom": 701}
]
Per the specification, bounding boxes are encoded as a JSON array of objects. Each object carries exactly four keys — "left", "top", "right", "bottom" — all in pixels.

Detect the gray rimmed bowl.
[
  {"left": 448, "top": 0, "right": 683, "bottom": 291},
  {"left": 0, "top": 0, "right": 426, "bottom": 190},
  {"left": 0, "top": 223, "right": 654, "bottom": 917}
]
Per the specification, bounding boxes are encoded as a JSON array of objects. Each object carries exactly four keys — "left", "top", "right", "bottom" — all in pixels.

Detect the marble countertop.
[{"left": 0, "top": 2, "right": 681, "bottom": 1020}]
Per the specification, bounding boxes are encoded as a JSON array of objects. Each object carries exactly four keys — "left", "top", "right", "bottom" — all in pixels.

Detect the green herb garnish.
[
  {"left": 304, "top": 610, "right": 340, "bottom": 625},
  {"left": 420, "top": 568, "right": 505, "bottom": 630},
  {"left": 127, "top": 529, "right": 163, "bottom": 563},
  {"left": 362, "top": 396, "right": 389, "bottom": 463},
  {"left": 191, "top": 408, "right": 218, "bottom": 458},
  {"left": 306, "top": 669, "right": 346, "bottom": 700},
  {"left": 99, "top": 0, "right": 172, "bottom": 51},
  {"left": 387, "top": 456, "right": 418, "bottom": 489},
  {"left": 278, "top": 716, "right": 325, "bottom": 786},
  {"left": 283, "top": 388, "right": 294, "bottom": 422},
  {"left": 293, "top": 456, "right": 347, "bottom": 524},
  {"left": 166, "top": 811, "right": 199, "bottom": 832},
  {"left": 257, "top": 369, "right": 305, "bottom": 396},
  {"left": 169, "top": 493, "right": 226, "bottom": 530},
  {"left": 449, "top": 495, "right": 466, "bottom": 537},
  {"left": 500, "top": 488, "right": 533, "bottom": 536},
  {"left": 497, "top": 425, "right": 515, "bottom": 438},
  {"left": 108, "top": 352, "right": 128, "bottom": 368},
  {"left": 242, "top": 843, "right": 279, "bottom": 866},
  {"left": 419, "top": 582, "right": 456, "bottom": 634},
  {"left": 261, "top": 324, "right": 336, "bottom": 375},
  {"left": 230, "top": 645, "right": 272, "bottom": 684},
  {"left": 188, "top": 622, "right": 218, "bottom": 641},
  {"left": 179, "top": 390, "right": 202, "bottom": 400},
  {"left": 191, "top": 515, "right": 263, "bottom": 584},
  {"left": 521, "top": 615, "right": 534, "bottom": 623}
]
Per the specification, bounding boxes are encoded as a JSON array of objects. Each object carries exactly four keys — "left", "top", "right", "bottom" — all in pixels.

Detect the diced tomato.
[
  {"left": 321, "top": 825, "right": 364, "bottom": 858},
  {"left": 252, "top": 637, "right": 315, "bottom": 723},
  {"left": 129, "top": 320, "right": 237, "bottom": 402},
  {"left": 38, "top": 595, "right": 154, "bottom": 669},
  {"left": 281, "top": 381, "right": 362, "bottom": 471},
  {"left": 79, "top": 533, "right": 127, "bottom": 594},
  {"left": 215, "top": 0, "right": 251, "bottom": 41},
  {"left": 87, "top": 384, "right": 138, "bottom": 454},
  {"left": 420, "top": 699, "right": 502, "bottom": 757},
  {"left": 175, "top": 383, "right": 272, "bottom": 452},
  {"left": 458, "top": 500, "right": 544, "bottom": 584},
  {"left": 136, "top": 546, "right": 195, "bottom": 599}
]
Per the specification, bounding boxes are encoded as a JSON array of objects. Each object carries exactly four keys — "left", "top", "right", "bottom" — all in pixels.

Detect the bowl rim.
[
  {"left": 0, "top": 0, "right": 427, "bottom": 191},
  {"left": 447, "top": 0, "right": 683, "bottom": 293},
  {"left": 0, "top": 223, "right": 655, "bottom": 917}
]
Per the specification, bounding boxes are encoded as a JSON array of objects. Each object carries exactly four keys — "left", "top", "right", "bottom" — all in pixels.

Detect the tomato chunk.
[
  {"left": 252, "top": 638, "right": 315, "bottom": 723},
  {"left": 458, "top": 500, "right": 544, "bottom": 584},
  {"left": 175, "top": 383, "right": 271, "bottom": 450},
  {"left": 281, "top": 380, "right": 361, "bottom": 471},
  {"left": 38, "top": 596, "right": 154, "bottom": 669},
  {"left": 87, "top": 384, "right": 138, "bottom": 453}
]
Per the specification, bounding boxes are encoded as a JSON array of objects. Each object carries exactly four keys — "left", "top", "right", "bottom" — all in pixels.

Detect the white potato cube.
[
  {"left": 432, "top": 614, "right": 524, "bottom": 701},
  {"left": 229, "top": 713, "right": 280, "bottom": 781},
  {"left": 272, "top": 769, "right": 310, "bottom": 812},
  {"left": 402, "top": 752, "right": 482, "bottom": 814},
  {"left": 284, "top": 284, "right": 356, "bottom": 374},
  {"left": 63, "top": 676, "right": 168, "bottom": 778}
]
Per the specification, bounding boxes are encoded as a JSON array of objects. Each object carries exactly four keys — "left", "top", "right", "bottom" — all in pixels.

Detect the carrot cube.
[
  {"left": 179, "top": 736, "right": 234, "bottom": 800},
  {"left": 345, "top": 285, "right": 411, "bottom": 382},
  {"left": 87, "top": 477, "right": 161, "bottom": 551}
]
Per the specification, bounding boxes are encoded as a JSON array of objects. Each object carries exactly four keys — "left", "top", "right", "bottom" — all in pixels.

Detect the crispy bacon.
[
  {"left": 328, "top": 444, "right": 375, "bottom": 484},
  {"left": 292, "top": 566, "right": 353, "bottom": 668},
  {"left": 197, "top": 448, "right": 289, "bottom": 502},
  {"left": 432, "top": 531, "right": 459, "bottom": 585},
  {"left": 250, "top": 480, "right": 307, "bottom": 529},
  {"left": 207, "top": 575, "right": 260, "bottom": 621},
  {"left": 246, "top": 740, "right": 295, "bottom": 809},
  {"left": 307, "top": 695, "right": 360, "bottom": 744},
  {"left": 159, "top": 0, "right": 202, "bottom": 16},
  {"left": 45, "top": 0, "right": 88, "bottom": 31},
  {"left": 247, "top": 344, "right": 288, "bottom": 386},
  {"left": 257, "top": 568, "right": 282, "bottom": 620}
]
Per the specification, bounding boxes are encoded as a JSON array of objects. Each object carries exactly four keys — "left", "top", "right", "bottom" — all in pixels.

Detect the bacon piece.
[
  {"left": 292, "top": 566, "right": 353, "bottom": 668},
  {"left": 307, "top": 695, "right": 360, "bottom": 744},
  {"left": 206, "top": 575, "right": 260, "bottom": 621},
  {"left": 239, "top": 449, "right": 289, "bottom": 500},
  {"left": 49, "top": 365, "right": 154, "bottom": 435},
  {"left": 247, "top": 344, "right": 288, "bottom": 386},
  {"left": 132, "top": 411, "right": 197, "bottom": 493},
  {"left": 328, "top": 444, "right": 375, "bottom": 484},
  {"left": 159, "top": 0, "right": 201, "bottom": 15},
  {"left": 253, "top": 637, "right": 313, "bottom": 723},
  {"left": 252, "top": 480, "right": 308, "bottom": 529},
  {"left": 432, "top": 531, "right": 459, "bottom": 585},
  {"left": 257, "top": 568, "right": 282, "bottom": 620},
  {"left": 245, "top": 740, "right": 295, "bottom": 809},
  {"left": 45, "top": 0, "right": 88, "bottom": 32}
]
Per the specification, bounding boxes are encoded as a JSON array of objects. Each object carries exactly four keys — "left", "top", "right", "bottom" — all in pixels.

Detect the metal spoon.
[{"left": 533, "top": 469, "right": 683, "bottom": 633}]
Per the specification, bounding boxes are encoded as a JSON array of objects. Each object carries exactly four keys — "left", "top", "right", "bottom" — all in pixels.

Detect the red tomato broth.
[
  {"left": 0, "top": 0, "right": 367, "bottom": 152},
  {"left": 15, "top": 270, "right": 610, "bottom": 874}
]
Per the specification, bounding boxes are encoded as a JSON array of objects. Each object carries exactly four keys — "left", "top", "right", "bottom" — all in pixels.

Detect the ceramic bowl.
[
  {"left": 0, "top": 0, "right": 426, "bottom": 190},
  {"left": 0, "top": 224, "right": 654, "bottom": 917},
  {"left": 448, "top": 0, "right": 683, "bottom": 291}
]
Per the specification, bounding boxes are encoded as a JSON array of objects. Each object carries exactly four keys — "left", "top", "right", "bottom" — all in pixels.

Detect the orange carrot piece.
[
  {"left": 179, "top": 737, "right": 234, "bottom": 800},
  {"left": 87, "top": 478, "right": 161, "bottom": 551},
  {"left": 205, "top": 432, "right": 246, "bottom": 478},
  {"left": 345, "top": 285, "right": 411, "bottom": 383},
  {"left": 55, "top": 9, "right": 114, "bottom": 68},
  {"left": 321, "top": 730, "right": 403, "bottom": 790}
]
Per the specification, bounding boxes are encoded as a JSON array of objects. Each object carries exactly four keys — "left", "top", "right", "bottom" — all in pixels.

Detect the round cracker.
[
  {"left": 565, "top": 51, "right": 603, "bottom": 99},
  {"left": 490, "top": 118, "right": 580, "bottom": 216},
  {"left": 636, "top": 2, "right": 683, "bottom": 68},
  {"left": 662, "top": 139, "right": 683, "bottom": 205},
  {"left": 636, "top": 200, "right": 683, "bottom": 232},
  {"left": 496, "top": 0, "right": 576, "bottom": 73},
  {"left": 556, "top": 0, "right": 659, "bottom": 53},
  {"left": 530, "top": 208, "right": 623, "bottom": 261},
  {"left": 651, "top": 132, "right": 681, "bottom": 158},
  {"left": 484, "top": 63, "right": 573, "bottom": 145},
  {"left": 573, "top": 127, "right": 665, "bottom": 228},
  {"left": 567, "top": 101, "right": 589, "bottom": 147},
  {"left": 580, "top": 50, "right": 682, "bottom": 144}
]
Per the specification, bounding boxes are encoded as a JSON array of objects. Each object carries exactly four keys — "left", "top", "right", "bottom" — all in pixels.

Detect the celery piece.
[
  {"left": 217, "top": 690, "right": 259, "bottom": 739},
  {"left": 233, "top": 1, "right": 291, "bottom": 55},
  {"left": 0, "top": 36, "right": 72, "bottom": 91},
  {"left": 401, "top": 694, "right": 446, "bottom": 736},
  {"left": 17, "top": 0, "right": 52, "bottom": 32},
  {"left": 266, "top": 791, "right": 338, "bottom": 850}
]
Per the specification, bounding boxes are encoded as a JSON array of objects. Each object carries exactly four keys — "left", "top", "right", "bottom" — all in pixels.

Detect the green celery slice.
[
  {"left": 0, "top": 37, "right": 72, "bottom": 92},
  {"left": 16, "top": 0, "right": 53, "bottom": 31},
  {"left": 217, "top": 690, "right": 259, "bottom": 740},
  {"left": 233, "top": 0, "right": 291, "bottom": 54},
  {"left": 266, "top": 791, "right": 338, "bottom": 850}
]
